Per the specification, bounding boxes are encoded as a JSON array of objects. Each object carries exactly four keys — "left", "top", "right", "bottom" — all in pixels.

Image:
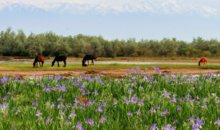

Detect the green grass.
[
  {"left": 0, "top": 63, "right": 220, "bottom": 71},
  {"left": 1, "top": 67, "right": 220, "bottom": 129}
]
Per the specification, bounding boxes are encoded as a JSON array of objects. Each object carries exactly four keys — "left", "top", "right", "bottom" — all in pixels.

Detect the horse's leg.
[
  {"left": 64, "top": 60, "right": 66, "bottom": 67},
  {"left": 92, "top": 59, "right": 94, "bottom": 65},
  {"left": 87, "top": 60, "right": 89, "bottom": 65},
  {"left": 57, "top": 61, "right": 60, "bottom": 67}
]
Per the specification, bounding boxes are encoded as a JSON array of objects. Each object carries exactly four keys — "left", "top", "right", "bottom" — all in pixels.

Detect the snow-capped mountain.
[{"left": 0, "top": 0, "right": 220, "bottom": 17}]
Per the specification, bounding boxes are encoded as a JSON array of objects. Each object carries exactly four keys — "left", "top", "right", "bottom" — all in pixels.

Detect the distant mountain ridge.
[{"left": 0, "top": 0, "right": 220, "bottom": 17}]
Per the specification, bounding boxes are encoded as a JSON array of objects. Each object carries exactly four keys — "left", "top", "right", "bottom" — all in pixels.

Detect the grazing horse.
[
  {"left": 33, "top": 55, "right": 44, "bottom": 68},
  {"left": 82, "top": 55, "right": 98, "bottom": 65},
  {"left": 198, "top": 57, "right": 207, "bottom": 67},
  {"left": 52, "top": 56, "right": 67, "bottom": 67}
]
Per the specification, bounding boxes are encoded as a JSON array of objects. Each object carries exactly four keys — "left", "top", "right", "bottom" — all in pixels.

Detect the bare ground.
[{"left": 0, "top": 67, "right": 219, "bottom": 78}]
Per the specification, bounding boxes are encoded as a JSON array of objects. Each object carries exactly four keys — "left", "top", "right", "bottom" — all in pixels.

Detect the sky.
[{"left": 0, "top": 0, "right": 220, "bottom": 42}]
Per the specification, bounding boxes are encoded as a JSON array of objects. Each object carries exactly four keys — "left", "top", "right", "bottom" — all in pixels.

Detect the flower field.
[{"left": 1, "top": 66, "right": 220, "bottom": 130}]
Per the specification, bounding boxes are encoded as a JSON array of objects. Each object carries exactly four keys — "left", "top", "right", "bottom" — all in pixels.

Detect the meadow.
[
  {"left": 0, "top": 63, "right": 220, "bottom": 71},
  {"left": 0, "top": 66, "right": 220, "bottom": 129}
]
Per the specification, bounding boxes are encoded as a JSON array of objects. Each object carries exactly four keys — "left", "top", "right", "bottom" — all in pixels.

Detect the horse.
[
  {"left": 52, "top": 56, "right": 67, "bottom": 67},
  {"left": 82, "top": 55, "right": 98, "bottom": 65},
  {"left": 33, "top": 55, "right": 44, "bottom": 68},
  {"left": 198, "top": 57, "right": 207, "bottom": 67}
]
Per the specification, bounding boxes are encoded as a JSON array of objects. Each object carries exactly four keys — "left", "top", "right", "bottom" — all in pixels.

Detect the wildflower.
[
  {"left": 157, "top": 70, "right": 161, "bottom": 75},
  {"left": 151, "top": 123, "right": 158, "bottom": 130},
  {"left": 113, "top": 100, "right": 118, "bottom": 106},
  {"left": 162, "top": 91, "right": 170, "bottom": 99},
  {"left": 56, "top": 75, "right": 62, "bottom": 80},
  {"left": 57, "top": 102, "right": 63, "bottom": 109},
  {"left": 60, "top": 110, "right": 65, "bottom": 115},
  {"left": 157, "top": 106, "right": 160, "bottom": 110},
  {"left": 46, "top": 117, "right": 53, "bottom": 125},
  {"left": 33, "top": 101, "right": 38, "bottom": 106},
  {"left": 173, "top": 120, "right": 178, "bottom": 124},
  {"left": 150, "top": 107, "right": 156, "bottom": 114},
  {"left": 179, "top": 97, "right": 183, "bottom": 103},
  {"left": 58, "top": 96, "right": 62, "bottom": 101},
  {"left": 134, "top": 109, "right": 141, "bottom": 115},
  {"left": 65, "top": 119, "right": 71, "bottom": 126},
  {"left": 138, "top": 100, "right": 144, "bottom": 106},
  {"left": 72, "top": 121, "right": 83, "bottom": 130},
  {"left": 127, "top": 111, "right": 132, "bottom": 116},
  {"left": 214, "top": 118, "right": 220, "bottom": 126},
  {"left": 177, "top": 106, "right": 181, "bottom": 111},
  {"left": 163, "top": 124, "right": 176, "bottom": 130},
  {"left": 7, "top": 92, "right": 11, "bottom": 96},
  {"left": 140, "top": 86, "right": 143, "bottom": 90},
  {"left": 171, "top": 96, "right": 176, "bottom": 103},
  {"left": 1, "top": 77, "right": 7, "bottom": 84},
  {"left": 20, "top": 79, "right": 24, "bottom": 84},
  {"left": 102, "top": 102, "right": 108, "bottom": 107},
  {"left": 97, "top": 106, "right": 103, "bottom": 112},
  {"left": 161, "top": 109, "right": 168, "bottom": 116},
  {"left": 128, "top": 88, "right": 133, "bottom": 94},
  {"left": 216, "top": 99, "right": 220, "bottom": 104},
  {"left": 100, "top": 115, "right": 106, "bottom": 124},
  {"left": 51, "top": 103, "right": 55, "bottom": 109},
  {"left": 94, "top": 90, "right": 99, "bottom": 96},
  {"left": 36, "top": 110, "right": 42, "bottom": 117},
  {"left": 88, "top": 119, "right": 94, "bottom": 126},
  {"left": 2, "top": 96, "right": 7, "bottom": 102},
  {"left": 69, "top": 111, "right": 76, "bottom": 119}
]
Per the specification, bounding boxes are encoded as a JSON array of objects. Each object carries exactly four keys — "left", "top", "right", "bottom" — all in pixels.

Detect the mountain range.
[{"left": 0, "top": 0, "right": 219, "bottom": 17}]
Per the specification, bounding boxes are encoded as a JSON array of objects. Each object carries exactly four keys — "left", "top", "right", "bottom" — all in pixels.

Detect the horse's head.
[{"left": 198, "top": 62, "right": 200, "bottom": 66}]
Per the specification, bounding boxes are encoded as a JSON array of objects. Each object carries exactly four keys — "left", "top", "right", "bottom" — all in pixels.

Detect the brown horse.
[
  {"left": 33, "top": 55, "right": 44, "bottom": 68},
  {"left": 198, "top": 57, "right": 207, "bottom": 67}
]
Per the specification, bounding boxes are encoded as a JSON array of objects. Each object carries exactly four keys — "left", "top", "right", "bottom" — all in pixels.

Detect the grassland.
[
  {"left": 0, "top": 63, "right": 220, "bottom": 71},
  {"left": 0, "top": 67, "right": 220, "bottom": 129},
  {"left": 3, "top": 56, "right": 220, "bottom": 63}
]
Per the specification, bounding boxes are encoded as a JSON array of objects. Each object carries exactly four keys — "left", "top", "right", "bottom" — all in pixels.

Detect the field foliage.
[{"left": 0, "top": 66, "right": 220, "bottom": 129}]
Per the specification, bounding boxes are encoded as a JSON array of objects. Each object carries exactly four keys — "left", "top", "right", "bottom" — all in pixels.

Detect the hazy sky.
[{"left": 0, "top": 0, "right": 220, "bottom": 42}]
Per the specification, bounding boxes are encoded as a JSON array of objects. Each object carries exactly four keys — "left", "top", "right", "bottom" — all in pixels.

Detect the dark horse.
[
  {"left": 82, "top": 55, "right": 98, "bottom": 65},
  {"left": 52, "top": 56, "right": 67, "bottom": 67},
  {"left": 33, "top": 55, "right": 44, "bottom": 68}
]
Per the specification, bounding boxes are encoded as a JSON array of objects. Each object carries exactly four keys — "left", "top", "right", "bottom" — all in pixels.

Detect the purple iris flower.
[
  {"left": 214, "top": 118, "right": 220, "bottom": 126},
  {"left": 2, "top": 96, "right": 7, "bottom": 102},
  {"left": 161, "top": 109, "right": 168, "bottom": 116},
  {"left": 36, "top": 110, "right": 42, "bottom": 117},
  {"left": 151, "top": 124, "right": 158, "bottom": 130},
  {"left": 177, "top": 106, "right": 181, "bottom": 111},
  {"left": 127, "top": 111, "right": 132, "bottom": 116},
  {"left": 100, "top": 115, "right": 106, "bottom": 124},
  {"left": 65, "top": 119, "right": 71, "bottom": 125},
  {"left": 33, "top": 101, "right": 38, "bottom": 106},
  {"left": 134, "top": 109, "right": 141, "bottom": 115},
  {"left": 163, "top": 124, "right": 176, "bottom": 130},
  {"left": 97, "top": 106, "right": 103, "bottom": 112}
]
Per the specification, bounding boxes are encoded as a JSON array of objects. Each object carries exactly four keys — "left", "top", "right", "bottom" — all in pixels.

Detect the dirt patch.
[{"left": 0, "top": 67, "right": 219, "bottom": 78}]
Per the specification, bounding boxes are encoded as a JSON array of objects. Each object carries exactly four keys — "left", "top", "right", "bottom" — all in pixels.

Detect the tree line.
[{"left": 0, "top": 27, "right": 219, "bottom": 58}]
